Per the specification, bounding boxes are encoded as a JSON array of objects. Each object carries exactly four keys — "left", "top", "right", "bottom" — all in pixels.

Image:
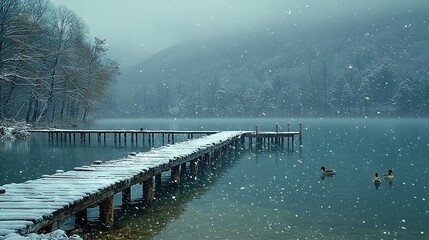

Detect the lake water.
[{"left": 1, "top": 118, "right": 428, "bottom": 239}]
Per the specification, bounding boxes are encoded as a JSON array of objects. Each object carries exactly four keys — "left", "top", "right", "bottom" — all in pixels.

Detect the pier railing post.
[{"left": 299, "top": 122, "right": 303, "bottom": 146}]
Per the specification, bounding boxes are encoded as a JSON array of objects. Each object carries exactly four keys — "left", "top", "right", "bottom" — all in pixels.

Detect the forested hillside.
[
  {"left": 113, "top": 4, "right": 429, "bottom": 118},
  {"left": 0, "top": 0, "right": 119, "bottom": 124}
]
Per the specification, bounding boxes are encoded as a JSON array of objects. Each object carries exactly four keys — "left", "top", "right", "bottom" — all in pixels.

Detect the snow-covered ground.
[
  {"left": 0, "top": 120, "right": 31, "bottom": 141},
  {"left": 3, "top": 230, "right": 81, "bottom": 240}
]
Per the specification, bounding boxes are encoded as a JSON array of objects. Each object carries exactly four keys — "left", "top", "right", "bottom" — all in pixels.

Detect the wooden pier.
[
  {"left": 1, "top": 124, "right": 302, "bottom": 238},
  {"left": 28, "top": 129, "right": 218, "bottom": 145}
]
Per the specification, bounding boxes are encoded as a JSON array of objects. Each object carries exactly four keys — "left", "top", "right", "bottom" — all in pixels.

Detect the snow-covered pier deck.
[
  {"left": 0, "top": 131, "right": 245, "bottom": 238},
  {"left": 28, "top": 129, "right": 218, "bottom": 144}
]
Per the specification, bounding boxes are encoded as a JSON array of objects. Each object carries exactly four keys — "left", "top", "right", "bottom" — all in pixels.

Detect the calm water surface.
[{"left": 1, "top": 118, "right": 428, "bottom": 239}]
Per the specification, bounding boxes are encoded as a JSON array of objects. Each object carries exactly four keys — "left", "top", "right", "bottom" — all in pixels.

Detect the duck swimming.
[
  {"left": 373, "top": 172, "right": 382, "bottom": 184},
  {"left": 383, "top": 169, "right": 394, "bottom": 180},
  {"left": 320, "top": 166, "right": 336, "bottom": 175}
]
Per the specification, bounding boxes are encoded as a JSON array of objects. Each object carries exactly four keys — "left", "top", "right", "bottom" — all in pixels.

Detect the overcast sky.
[{"left": 51, "top": 0, "right": 424, "bottom": 69}]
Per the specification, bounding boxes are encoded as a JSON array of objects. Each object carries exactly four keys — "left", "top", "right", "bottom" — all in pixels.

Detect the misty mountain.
[{"left": 107, "top": 6, "right": 429, "bottom": 118}]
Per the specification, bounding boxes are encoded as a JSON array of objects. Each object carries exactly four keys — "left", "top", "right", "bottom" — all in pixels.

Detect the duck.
[
  {"left": 383, "top": 169, "right": 394, "bottom": 180},
  {"left": 373, "top": 172, "right": 382, "bottom": 184},
  {"left": 320, "top": 166, "right": 336, "bottom": 175}
]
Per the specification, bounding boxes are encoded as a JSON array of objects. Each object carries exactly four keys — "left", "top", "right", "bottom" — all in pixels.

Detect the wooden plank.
[{"left": 0, "top": 202, "right": 65, "bottom": 209}]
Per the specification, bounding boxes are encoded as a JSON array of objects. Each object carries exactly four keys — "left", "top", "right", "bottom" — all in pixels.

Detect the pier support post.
[
  {"left": 299, "top": 122, "right": 303, "bottom": 146},
  {"left": 99, "top": 196, "right": 114, "bottom": 228},
  {"left": 122, "top": 187, "right": 131, "bottom": 207},
  {"left": 143, "top": 177, "right": 154, "bottom": 203},
  {"left": 75, "top": 209, "right": 87, "bottom": 228},
  {"left": 171, "top": 165, "right": 180, "bottom": 184},
  {"left": 181, "top": 162, "right": 187, "bottom": 176},
  {"left": 205, "top": 152, "right": 212, "bottom": 166},
  {"left": 190, "top": 159, "right": 198, "bottom": 175}
]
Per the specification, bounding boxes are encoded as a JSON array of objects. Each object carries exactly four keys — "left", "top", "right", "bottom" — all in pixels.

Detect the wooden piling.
[
  {"left": 299, "top": 122, "right": 303, "bottom": 146},
  {"left": 99, "top": 196, "right": 114, "bottom": 227},
  {"left": 181, "top": 162, "right": 187, "bottom": 175},
  {"left": 122, "top": 187, "right": 131, "bottom": 207},
  {"left": 171, "top": 165, "right": 180, "bottom": 184},
  {"left": 205, "top": 152, "right": 212, "bottom": 166},
  {"left": 143, "top": 177, "right": 154, "bottom": 203},
  {"left": 190, "top": 159, "right": 198, "bottom": 175}
]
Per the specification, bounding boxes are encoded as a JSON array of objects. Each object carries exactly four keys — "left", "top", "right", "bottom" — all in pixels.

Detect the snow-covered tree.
[
  {"left": 357, "top": 77, "right": 373, "bottom": 114},
  {"left": 341, "top": 82, "right": 353, "bottom": 113}
]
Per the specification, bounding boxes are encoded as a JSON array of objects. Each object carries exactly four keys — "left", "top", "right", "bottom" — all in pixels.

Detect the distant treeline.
[
  {"left": 0, "top": 0, "right": 119, "bottom": 124},
  {"left": 115, "top": 5, "right": 429, "bottom": 118}
]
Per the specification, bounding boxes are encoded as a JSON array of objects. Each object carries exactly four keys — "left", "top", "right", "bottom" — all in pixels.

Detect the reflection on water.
[
  {"left": 82, "top": 149, "right": 243, "bottom": 239},
  {"left": 1, "top": 118, "right": 428, "bottom": 239}
]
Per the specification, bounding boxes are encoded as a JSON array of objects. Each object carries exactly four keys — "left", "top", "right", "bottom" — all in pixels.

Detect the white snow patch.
[
  {"left": 0, "top": 120, "right": 31, "bottom": 141},
  {"left": 4, "top": 229, "right": 81, "bottom": 239}
]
